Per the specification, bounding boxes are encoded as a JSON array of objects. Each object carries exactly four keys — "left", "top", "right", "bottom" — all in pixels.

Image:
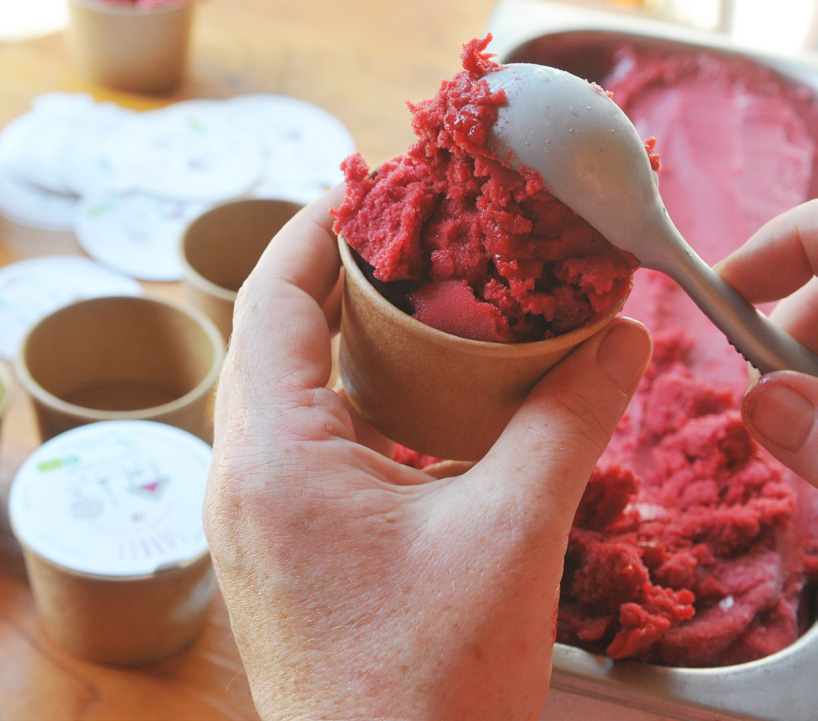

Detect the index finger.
[{"left": 715, "top": 199, "right": 818, "bottom": 304}]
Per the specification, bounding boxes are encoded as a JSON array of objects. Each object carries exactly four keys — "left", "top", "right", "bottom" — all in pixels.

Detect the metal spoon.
[{"left": 485, "top": 63, "right": 818, "bottom": 377}]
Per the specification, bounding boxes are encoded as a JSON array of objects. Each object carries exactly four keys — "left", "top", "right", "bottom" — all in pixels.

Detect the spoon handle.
[{"left": 653, "top": 241, "right": 818, "bottom": 377}]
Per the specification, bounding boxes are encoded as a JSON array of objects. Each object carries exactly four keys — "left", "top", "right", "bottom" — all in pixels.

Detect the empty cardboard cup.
[
  {"left": 66, "top": 0, "right": 194, "bottom": 93},
  {"left": 10, "top": 420, "right": 216, "bottom": 666},
  {"left": 338, "top": 236, "right": 626, "bottom": 461},
  {"left": 181, "top": 198, "right": 304, "bottom": 342},
  {"left": 15, "top": 295, "right": 225, "bottom": 443}
]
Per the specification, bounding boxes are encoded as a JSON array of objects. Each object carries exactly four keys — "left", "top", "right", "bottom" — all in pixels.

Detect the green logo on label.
[{"left": 38, "top": 455, "right": 80, "bottom": 472}]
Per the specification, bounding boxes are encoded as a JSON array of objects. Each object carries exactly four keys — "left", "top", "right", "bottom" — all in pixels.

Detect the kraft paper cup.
[
  {"left": 10, "top": 420, "right": 215, "bottom": 666},
  {"left": 181, "top": 198, "right": 304, "bottom": 342},
  {"left": 66, "top": 0, "right": 194, "bottom": 93},
  {"left": 338, "top": 236, "right": 626, "bottom": 461},
  {"left": 15, "top": 295, "right": 224, "bottom": 443}
]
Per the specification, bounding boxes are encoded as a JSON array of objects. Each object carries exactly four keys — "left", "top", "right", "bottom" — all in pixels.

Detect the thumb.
[
  {"left": 477, "top": 317, "right": 652, "bottom": 534},
  {"left": 742, "top": 371, "right": 818, "bottom": 485}
]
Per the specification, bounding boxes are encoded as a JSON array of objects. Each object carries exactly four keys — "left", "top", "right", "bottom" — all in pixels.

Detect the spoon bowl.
[{"left": 485, "top": 63, "right": 818, "bottom": 377}]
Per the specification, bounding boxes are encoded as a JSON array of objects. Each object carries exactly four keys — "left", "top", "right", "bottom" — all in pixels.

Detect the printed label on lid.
[{"left": 10, "top": 420, "right": 212, "bottom": 577}]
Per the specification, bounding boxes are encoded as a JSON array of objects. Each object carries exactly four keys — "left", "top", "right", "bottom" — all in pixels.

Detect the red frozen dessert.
[
  {"left": 554, "top": 43, "right": 818, "bottom": 668},
  {"left": 333, "top": 36, "right": 639, "bottom": 343},
  {"left": 393, "top": 37, "right": 818, "bottom": 668}
]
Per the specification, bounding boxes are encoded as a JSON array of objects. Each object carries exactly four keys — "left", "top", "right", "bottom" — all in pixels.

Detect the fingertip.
[
  {"left": 743, "top": 371, "right": 818, "bottom": 485},
  {"left": 743, "top": 373, "right": 814, "bottom": 451},
  {"left": 594, "top": 318, "right": 653, "bottom": 395}
]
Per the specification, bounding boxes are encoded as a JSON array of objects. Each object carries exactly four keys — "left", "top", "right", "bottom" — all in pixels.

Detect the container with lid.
[{"left": 9, "top": 419, "right": 216, "bottom": 666}]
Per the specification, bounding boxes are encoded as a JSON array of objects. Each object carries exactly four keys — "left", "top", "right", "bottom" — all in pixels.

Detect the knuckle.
[{"left": 545, "top": 381, "right": 613, "bottom": 456}]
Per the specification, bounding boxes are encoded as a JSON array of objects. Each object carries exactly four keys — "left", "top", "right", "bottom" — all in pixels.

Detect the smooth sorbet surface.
[
  {"left": 395, "top": 40, "right": 818, "bottom": 668},
  {"left": 333, "top": 36, "right": 638, "bottom": 343}
]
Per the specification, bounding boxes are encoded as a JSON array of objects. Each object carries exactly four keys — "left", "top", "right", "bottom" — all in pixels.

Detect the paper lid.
[
  {"left": 0, "top": 166, "right": 79, "bottom": 231},
  {"left": 108, "top": 101, "right": 263, "bottom": 202},
  {"left": 10, "top": 420, "right": 212, "bottom": 577},
  {"left": 224, "top": 94, "right": 355, "bottom": 190},
  {"left": 75, "top": 191, "right": 207, "bottom": 281}
]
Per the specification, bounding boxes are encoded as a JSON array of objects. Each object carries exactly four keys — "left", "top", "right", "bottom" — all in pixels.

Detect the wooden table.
[{"left": 0, "top": 1, "right": 498, "bottom": 718}]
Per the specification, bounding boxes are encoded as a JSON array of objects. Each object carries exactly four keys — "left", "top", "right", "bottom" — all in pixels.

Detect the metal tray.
[{"left": 486, "top": 3, "right": 818, "bottom": 720}]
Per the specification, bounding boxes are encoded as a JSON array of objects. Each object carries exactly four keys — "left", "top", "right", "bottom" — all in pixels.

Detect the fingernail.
[
  {"left": 597, "top": 322, "right": 652, "bottom": 392},
  {"left": 746, "top": 380, "right": 815, "bottom": 451}
]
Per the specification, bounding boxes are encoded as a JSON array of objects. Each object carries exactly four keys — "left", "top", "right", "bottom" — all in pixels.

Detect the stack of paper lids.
[{"left": 0, "top": 92, "right": 356, "bottom": 280}]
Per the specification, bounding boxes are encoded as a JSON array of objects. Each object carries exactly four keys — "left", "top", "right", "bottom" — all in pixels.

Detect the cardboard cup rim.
[
  {"left": 11, "top": 529, "right": 212, "bottom": 583},
  {"left": 178, "top": 250, "right": 239, "bottom": 303},
  {"left": 338, "top": 233, "right": 626, "bottom": 355},
  {"left": 13, "top": 294, "right": 225, "bottom": 423},
  {"left": 180, "top": 197, "right": 306, "bottom": 302},
  {"left": 338, "top": 233, "right": 629, "bottom": 459}
]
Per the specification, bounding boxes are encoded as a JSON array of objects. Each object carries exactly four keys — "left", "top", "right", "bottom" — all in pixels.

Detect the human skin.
[
  {"left": 716, "top": 199, "right": 818, "bottom": 486},
  {"left": 203, "top": 185, "right": 653, "bottom": 721}
]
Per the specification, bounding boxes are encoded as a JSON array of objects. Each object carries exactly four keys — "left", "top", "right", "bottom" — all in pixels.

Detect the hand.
[
  {"left": 716, "top": 199, "right": 818, "bottom": 485},
  {"left": 204, "top": 185, "right": 652, "bottom": 721}
]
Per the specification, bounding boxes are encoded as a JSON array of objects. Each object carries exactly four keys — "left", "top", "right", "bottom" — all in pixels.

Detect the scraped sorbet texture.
[
  {"left": 392, "top": 39, "right": 818, "bottom": 669},
  {"left": 556, "top": 44, "right": 818, "bottom": 668},
  {"left": 332, "top": 37, "right": 638, "bottom": 343}
]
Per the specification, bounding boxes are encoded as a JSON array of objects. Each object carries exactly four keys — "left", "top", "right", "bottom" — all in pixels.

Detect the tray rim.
[{"left": 489, "top": 0, "right": 818, "bottom": 90}]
